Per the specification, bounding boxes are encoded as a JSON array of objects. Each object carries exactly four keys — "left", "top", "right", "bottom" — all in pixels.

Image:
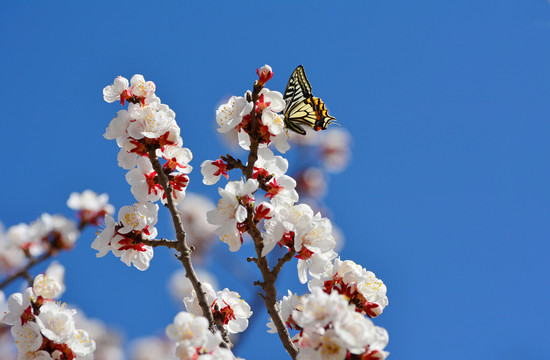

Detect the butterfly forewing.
[{"left": 283, "top": 65, "right": 311, "bottom": 112}]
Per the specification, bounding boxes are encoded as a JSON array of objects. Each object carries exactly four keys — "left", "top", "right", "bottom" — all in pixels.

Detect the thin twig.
[
  {"left": 221, "top": 154, "right": 246, "bottom": 172},
  {"left": 0, "top": 252, "right": 52, "bottom": 290},
  {"left": 147, "top": 148, "right": 232, "bottom": 349},
  {"left": 243, "top": 84, "right": 262, "bottom": 179},
  {"left": 272, "top": 249, "right": 296, "bottom": 278}
]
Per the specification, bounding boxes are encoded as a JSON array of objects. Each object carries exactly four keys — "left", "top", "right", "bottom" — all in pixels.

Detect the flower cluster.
[
  {"left": 33, "top": 262, "right": 66, "bottom": 300},
  {"left": 263, "top": 201, "right": 337, "bottom": 284},
  {"left": 310, "top": 258, "right": 389, "bottom": 318},
  {"left": 98, "top": 74, "right": 194, "bottom": 270},
  {"left": 216, "top": 65, "right": 290, "bottom": 153},
  {"left": 1, "top": 213, "right": 78, "bottom": 273},
  {"left": 165, "top": 312, "right": 235, "bottom": 360},
  {"left": 92, "top": 202, "right": 158, "bottom": 270},
  {"left": 103, "top": 74, "right": 192, "bottom": 204},
  {"left": 1, "top": 267, "right": 95, "bottom": 360},
  {"left": 205, "top": 178, "right": 259, "bottom": 252},
  {"left": 270, "top": 288, "right": 389, "bottom": 360},
  {"left": 183, "top": 283, "right": 252, "bottom": 335},
  {"left": 67, "top": 190, "right": 115, "bottom": 229}
]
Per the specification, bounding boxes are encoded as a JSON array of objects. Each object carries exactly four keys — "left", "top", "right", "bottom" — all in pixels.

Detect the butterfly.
[{"left": 282, "top": 65, "right": 337, "bottom": 135}]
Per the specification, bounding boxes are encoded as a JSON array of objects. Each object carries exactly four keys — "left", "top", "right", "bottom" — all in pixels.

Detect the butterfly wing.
[
  {"left": 283, "top": 65, "right": 336, "bottom": 135},
  {"left": 283, "top": 65, "right": 312, "bottom": 109}
]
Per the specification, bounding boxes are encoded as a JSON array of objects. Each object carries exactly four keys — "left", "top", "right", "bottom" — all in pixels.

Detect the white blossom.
[
  {"left": 111, "top": 238, "right": 154, "bottom": 271},
  {"left": 263, "top": 203, "right": 336, "bottom": 282},
  {"left": 7, "top": 222, "right": 43, "bottom": 257},
  {"left": 127, "top": 103, "right": 177, "bottom": 140},
  {"left": 103, "top": 76, "right": 129, "bottom": 103},
  {"left": 296, "top": 329, "right": 348, "bottom": 360},
  {"left": 183, "top": 285, "right": 252, "bottom": 334},
  {"left": 117, "top": 139, "right": 141, "bottom": 170},
  {"left": 214, "top": 288, "right": 252, "bottom": 334},
  {"left": 92, "top": 204, "right": 157, "bottom": 271},
  {"left": 67, "top": 329, "right": 96, "bottom": 358},
  {"left": 207, "top": 179, "right": 258, "bottom": 252},
  {"left": 117, "top": 202, "right": 158, "bottom": 237},
  {"left": 0, "top": 223, "right": 26, "bottom": 271},
  {"left": 67, "top": 190, "right": 114, "bottom": 214},
  {"left": 11, "top": 321, "right": 43, "bottom": 354},
  {"left": 161, "top": 145, "right": 193, "bottom": 173},
  {"left": 126, "top": 157, "right": 163, "bottom": 203},
  {"left": 183, "top": 282, "right": 216, "bottom": 316},
  {"left": 34, "top": 213, "right": 79, "bottom": 250},
  {"left": 254, "top": 147, "right": 289, "bottom": 176},
  {"left": 2, "top": 287, "right": 33, "bottom": 326},
  {"left": 35, "top": 302, "right": 77, "bottom": 344},
  {"left": 201, "top": 160, "right": 228, "bottom": 186},
  {"left": 104, "top": 109, "right": 131, "bottom": 146},
  {"left": 309, "top": 258, "right": 389, "bottom": 317},
  {"left": 216, "top": 95, "right": 249, "bottom": 133},
  {"left": 129, "top": 74, "right": 156, "bottom": 98},
  {"left": 166, "top": 312, "right": 210, "bottom": 349},
  {"left": 332, "top": 309, "right": 376, "bottom": 354},
  {"left": 33, "top": 274, "right": 62, "bottom": 299},
  {"left": 292, "top": 288, "right": 348, "bottom": 331},
  {"left": 91, "top": 214, "right": 117, "bottom": 258}
]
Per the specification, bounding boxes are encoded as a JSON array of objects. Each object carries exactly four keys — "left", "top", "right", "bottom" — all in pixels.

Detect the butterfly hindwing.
[{"left": 283, "top": 65, "right": 336, "bottom": 135}]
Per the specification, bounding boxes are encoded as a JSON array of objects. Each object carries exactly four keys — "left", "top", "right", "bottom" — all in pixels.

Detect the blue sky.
[{"left": 2, "top": 1, "right": 550, "bottom": 359}]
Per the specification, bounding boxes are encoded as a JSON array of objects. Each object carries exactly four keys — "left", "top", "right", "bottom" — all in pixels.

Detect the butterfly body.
[{"left": 283, "top": 65, "right": 336, "bottom": 135}]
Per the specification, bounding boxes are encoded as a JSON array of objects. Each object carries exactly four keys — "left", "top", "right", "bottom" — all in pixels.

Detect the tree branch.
[
  {"left": 147, "top": 148, "right": 232, "bottom": 349},
  {"left": 246, "top": 210, "right": 298, "bottom": 358},
  {"left": 240, "top": 81, "right": 298, "bottom": 359},
  {"left": 140, "top": 238, "right": 179, "bottom": 249},
  {"left": 0, "top": 252, "right": 52, "bottom": 290}
]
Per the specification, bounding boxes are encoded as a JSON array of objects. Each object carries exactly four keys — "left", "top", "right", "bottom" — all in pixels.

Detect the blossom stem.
[
  {"left": 243, "top": 84, "right": 262, "bottom": 179},
  {"left": 0, "top": 252, "right": 52, "bottom": 290},
  {"left": 147, "top": 149, "right": 233, "bottom": 349}
]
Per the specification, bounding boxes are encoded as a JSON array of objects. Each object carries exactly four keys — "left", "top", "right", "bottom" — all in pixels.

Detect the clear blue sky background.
[{"left": 1, "top": 1, "right": 549, "bottom": 359}]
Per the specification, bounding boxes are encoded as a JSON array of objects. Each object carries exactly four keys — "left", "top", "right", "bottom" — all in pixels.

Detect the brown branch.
[
  {"left": 221, "top": 154, "right": 245, "bottom": 172},
  {"left": 212, "top": 305, "right": 233, "bottom": 349},
  {"left": 246, "top": 210, "right": 298, "bottom": 358},
  {"left": 147, "top": 149, "right": 232, "bottom": 349},
  {"left": 239, "top": 81, "right": 298, "bottom": 358},
  {"left": 272, "top": 248, "right": 296, "bottom": 278},
  {"left": 0, "top": 252, "right": 52, "bottom": 290},
  {"left": 140, "top": 238, "right": 179, "bottom": 249}
]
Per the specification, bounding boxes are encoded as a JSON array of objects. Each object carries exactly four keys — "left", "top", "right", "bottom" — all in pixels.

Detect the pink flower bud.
[{"left": 256, "top": 64, "right": 273, "bottom": 86}]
